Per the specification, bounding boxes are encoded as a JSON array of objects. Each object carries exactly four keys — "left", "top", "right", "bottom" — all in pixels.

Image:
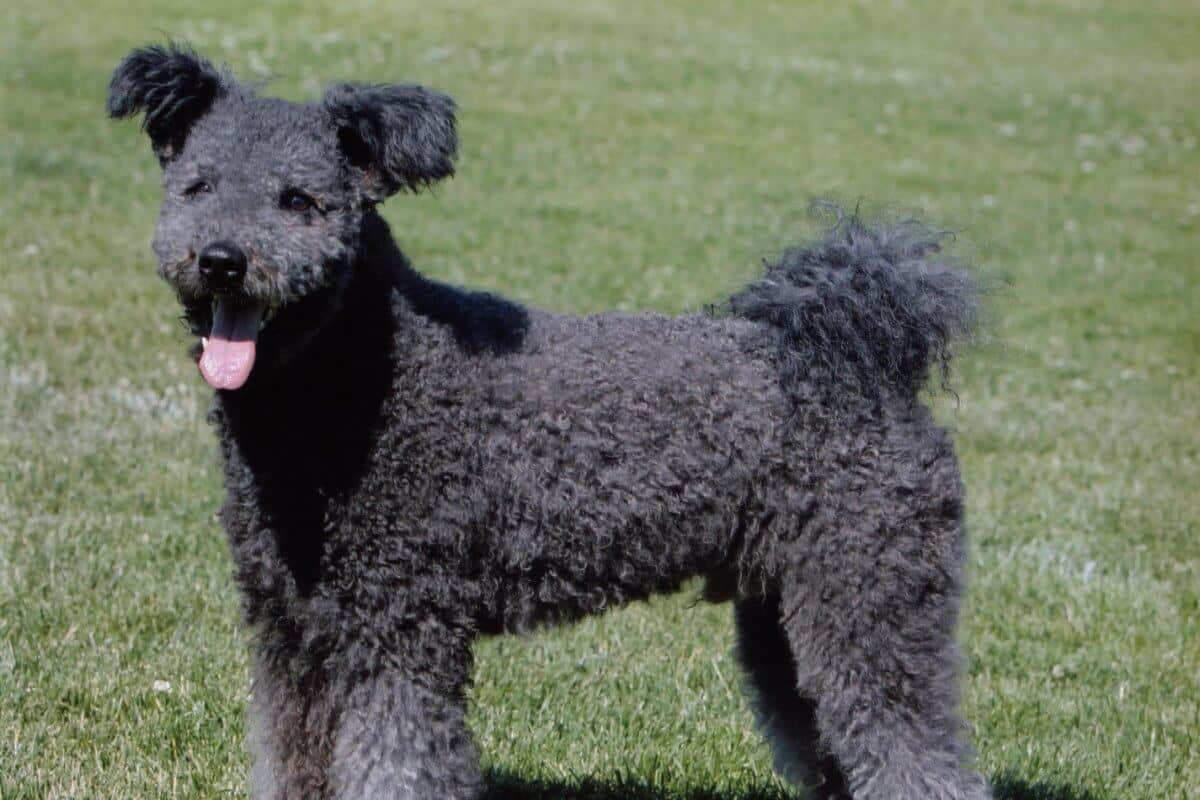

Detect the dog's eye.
[
  {"left": 282, "top": 190, "right": 317, "bottom": 213},
  {"left": 183, "top": 180, "right": 212, "bottom": 198}
]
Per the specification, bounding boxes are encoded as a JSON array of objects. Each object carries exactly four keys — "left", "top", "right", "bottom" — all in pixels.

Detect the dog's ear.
[
  {"left": 107, "top": 43, "right": 225, "bottom": 164},
  {"left": 323, "top": 82, "right": 458, "bottom": 200}
]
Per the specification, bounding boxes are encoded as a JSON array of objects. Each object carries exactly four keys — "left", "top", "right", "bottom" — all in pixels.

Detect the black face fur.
[{"left": 107, "top": 44, "right": 457, "bottom": 383}]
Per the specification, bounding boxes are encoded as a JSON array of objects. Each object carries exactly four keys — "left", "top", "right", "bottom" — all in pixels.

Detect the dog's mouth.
[{"left": 197, "top": 297, "right": 275, "bottom": 390}]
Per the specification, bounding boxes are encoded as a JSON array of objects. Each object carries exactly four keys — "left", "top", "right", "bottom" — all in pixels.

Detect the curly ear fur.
[
  {"left": 323, "top": 82, "right": 458, "bottom": 198},
  {"left": 107, "top": 43, "right": 225, "bottom": 163}
]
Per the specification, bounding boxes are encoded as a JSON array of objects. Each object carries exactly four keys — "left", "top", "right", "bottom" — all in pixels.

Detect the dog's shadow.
[
  {"left": 482, "top": 769, "right": 1100, "bottom": 800},
  {"left": 990, "top": 773, "right": 1102, "bottom": 800},
  {"left": 482, "top": 769, "right": 787, "bottom": 800}
]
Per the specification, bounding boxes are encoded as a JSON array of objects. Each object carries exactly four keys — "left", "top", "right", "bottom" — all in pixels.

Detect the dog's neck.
[
  {"left": 210, "top": 207, "right": 527, "bottom": 488},
  {"left": 213, "top": 211, "right": 401, "bottom": 489},
  {"left": 208, "top": 212, "right": 417, "bottom": 596}
]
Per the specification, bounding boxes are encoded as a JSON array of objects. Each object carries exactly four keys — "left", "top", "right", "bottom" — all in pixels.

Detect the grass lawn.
[{"left": 2, "top": 1, "right": 1197, "bottom": 798}]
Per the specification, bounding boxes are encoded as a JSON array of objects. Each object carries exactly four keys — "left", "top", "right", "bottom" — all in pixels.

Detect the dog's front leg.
[
  {"left": 246, "top": 649, "right": 336, "bottom": 800},
  {"left": 326, "top": 663, "right": 481, "bottom": 800}
]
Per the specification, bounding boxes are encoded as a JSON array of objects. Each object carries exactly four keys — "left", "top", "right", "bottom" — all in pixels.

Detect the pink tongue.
[{"left": 199, "top": 300, "right": 265, "bottom": 390}]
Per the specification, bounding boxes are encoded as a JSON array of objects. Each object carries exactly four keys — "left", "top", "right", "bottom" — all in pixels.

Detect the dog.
[{"left": 108, "top": 43, "right": 991, "bottom": 800}]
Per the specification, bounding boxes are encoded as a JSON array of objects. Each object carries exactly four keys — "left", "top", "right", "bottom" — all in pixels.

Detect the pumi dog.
[{"left": 108, "top": 43, "right": 991, "bottom": 800}]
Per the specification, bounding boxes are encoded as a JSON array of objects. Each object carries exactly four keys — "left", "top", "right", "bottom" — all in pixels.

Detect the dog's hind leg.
[
  {"left": 735, "top": 595, "right": 852, "bottom": 799},
  {"left": 777, "top": 460, "right": 991, "bottom": 800}
]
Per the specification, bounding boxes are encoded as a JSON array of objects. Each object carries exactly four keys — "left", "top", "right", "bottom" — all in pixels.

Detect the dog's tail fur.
[{"left": 729, "top": 206, "right": 979, "bottom": 400}]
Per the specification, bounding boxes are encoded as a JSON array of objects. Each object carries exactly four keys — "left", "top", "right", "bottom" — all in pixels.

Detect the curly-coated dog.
[{"left": 108, "top": 43, "right": 991, "bottom": 800}]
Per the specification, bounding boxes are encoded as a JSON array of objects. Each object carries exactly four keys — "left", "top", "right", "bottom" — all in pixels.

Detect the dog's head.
[{"left": 108, "top": 43, "right": 456, "bottom": 389}]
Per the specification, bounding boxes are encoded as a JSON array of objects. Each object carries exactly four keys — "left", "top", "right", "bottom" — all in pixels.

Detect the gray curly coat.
[{"left": 109, "top": 43, "right": 991, "bottom": 800}]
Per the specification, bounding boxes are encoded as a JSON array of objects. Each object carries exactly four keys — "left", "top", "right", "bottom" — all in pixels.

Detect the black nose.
[{"left": 197, "top": 241, "right": 247, "bottom": 289}]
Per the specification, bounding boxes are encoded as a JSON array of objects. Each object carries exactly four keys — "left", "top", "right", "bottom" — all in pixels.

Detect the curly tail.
[{"left": 729, "top": 208, "right": 979, "bottom": 400}]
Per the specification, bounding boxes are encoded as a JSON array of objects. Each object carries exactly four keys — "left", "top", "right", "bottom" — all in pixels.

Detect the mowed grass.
[{"left": 1, "top": 1, "right": 1197, "bottom": 798}]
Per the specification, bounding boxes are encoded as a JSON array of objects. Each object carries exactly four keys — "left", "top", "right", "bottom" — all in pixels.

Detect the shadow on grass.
[
  {"left": 483, "top": 769, "right": 1100, "bottom": 800},
  {"left": 482, "top": 769, "right": 789, "bottom": 800},
  {"left": 992, "top": 773, "right": 1102, "bottom": 800}
]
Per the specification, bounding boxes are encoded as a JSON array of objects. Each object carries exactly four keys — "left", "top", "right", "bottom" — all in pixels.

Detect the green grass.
[{"left": 1, "top": 1, "right": 1197, "bottom": 798}]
